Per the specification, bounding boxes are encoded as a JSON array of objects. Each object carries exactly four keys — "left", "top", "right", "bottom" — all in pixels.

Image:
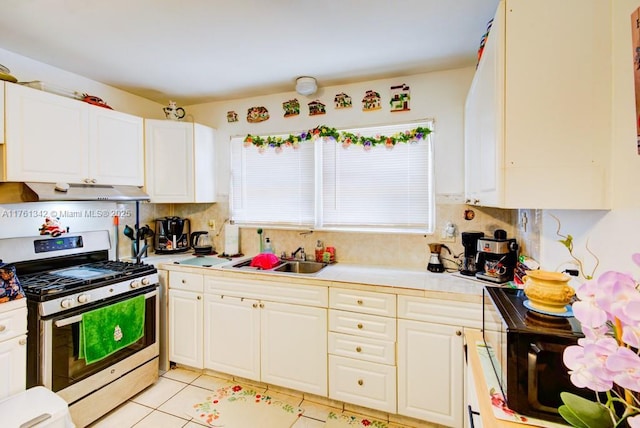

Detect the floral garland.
[{"left": 243, "top": 125, "right": 432, "bottom": 151}]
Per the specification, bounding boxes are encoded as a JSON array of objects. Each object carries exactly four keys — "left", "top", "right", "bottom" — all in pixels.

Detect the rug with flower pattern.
[
  {"left": 325, "top": 411, "right": 389, "bottom": 428},
  {"left": 191, "top": 384, "right": 304, "bottom": 427}
]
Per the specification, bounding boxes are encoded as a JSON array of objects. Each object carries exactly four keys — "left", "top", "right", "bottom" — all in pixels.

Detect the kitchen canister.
[{"left": 523, "top": 270, "right": 574, "bottom": 313}]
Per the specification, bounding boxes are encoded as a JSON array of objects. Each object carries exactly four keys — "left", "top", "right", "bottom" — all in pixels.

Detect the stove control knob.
[
  {"left": 77, "top": 294, "right": 89, "bottom": 304},
  {"left": 60, "top": 298, "right": 73, "bottom": 309},
  {"left": 141, "top": 277, "right": 150, "bottom": 286},
  {"left": 130, "top": 280, "right": 141, "bottom": 289}
]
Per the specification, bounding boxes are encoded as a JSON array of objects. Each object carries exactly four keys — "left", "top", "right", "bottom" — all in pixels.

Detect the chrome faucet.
[{"left": 291, "top": 246, "right": 306, "bottom": 260}]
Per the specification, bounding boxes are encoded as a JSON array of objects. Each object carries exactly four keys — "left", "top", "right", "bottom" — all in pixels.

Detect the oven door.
[{"left": 40, "top": 287, "right": 158, "bottom": 403}]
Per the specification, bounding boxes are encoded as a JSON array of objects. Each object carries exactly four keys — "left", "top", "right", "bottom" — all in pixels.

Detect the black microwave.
[{"left": 482, "top": 286, "right": 592, "bottom": 423}]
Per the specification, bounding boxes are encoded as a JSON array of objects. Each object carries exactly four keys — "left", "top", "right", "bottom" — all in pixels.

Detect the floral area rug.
[
  {"left": 325, "top": 411, "right": 389, "bottom": 428},
  {"left": 191, "top": 384, "right": 304, "bottom": 427}
]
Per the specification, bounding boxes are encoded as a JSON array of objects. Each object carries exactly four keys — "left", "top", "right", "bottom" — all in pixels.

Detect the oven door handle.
[{"left": 54, "top": 289, "right": 157, "bottom": 328}]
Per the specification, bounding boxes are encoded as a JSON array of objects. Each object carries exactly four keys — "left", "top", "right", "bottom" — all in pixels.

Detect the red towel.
[{"left": 250, "top": 253, "right": 280, "bottom": 269}]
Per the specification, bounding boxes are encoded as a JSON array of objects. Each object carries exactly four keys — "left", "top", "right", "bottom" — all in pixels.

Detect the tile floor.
[{"left": 87, "top": 367, "right": 427, "bottom": 428}]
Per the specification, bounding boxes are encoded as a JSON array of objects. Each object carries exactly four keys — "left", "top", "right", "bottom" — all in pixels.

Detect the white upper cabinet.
[
  {"left": 144, "top": 119, "right": 216, "bottom": 203},
  {"left": 3, "top": 82, "right": 144, "bottom": 185},
  {"left": 465, "top": 0, "right": 612, "bottom": 209},
  {"left": 0, "top": 82, "right": 5, "bottom": 144}
]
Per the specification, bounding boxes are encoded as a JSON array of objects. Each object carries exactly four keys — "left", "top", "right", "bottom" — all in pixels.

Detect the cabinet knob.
[
  {"left": 19, "top": 338, "right": 26, "bottom": 346},
  {"left": 197, "top": 295, "right": 202, "bottom": 300},
  {"left": 356, "top": 346, "right": 362, "bottom": 353},
  {"left": 456, "top": 330, "right": 462, "bottom": 336},
  {"left": 252, "top": 303, "right": 258, "bottom": 308},
  {"left": 259, "top": 303, "right": 264, "bottom": 309},
  {"left": 465, "top": 199, "right": 471, "bottom": 204},
  {"left": 356, "top": 299, "right": 363, "bottom": 305},
  {"left": 181, "top": 279, "right": 186, "bottom": 284},
  {"left": 0, "top": 325, "right": 5, "bottom": 332},
  {"left": 357, "top": 379, "right": 364, "bottom": 386},
  {"left": 357, "top": 323, "right": 363, "bottom": 329},
  {"left": 474, "top": 199, "right": 480, "bottom": 205}
]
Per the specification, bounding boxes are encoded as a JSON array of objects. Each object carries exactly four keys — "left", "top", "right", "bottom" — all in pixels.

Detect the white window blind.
[
  {"left": 230, "top": 137, "right": 315, "bottom": 226},
  {"left": 320, "top": 123, "right": 434, "bottom": 232},
  {"left": 230, "top": 121, "right": 434, "bottom": 233}
]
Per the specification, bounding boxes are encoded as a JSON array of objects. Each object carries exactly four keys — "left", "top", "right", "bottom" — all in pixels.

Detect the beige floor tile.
[
  {"left": 133, "top": 410, "right": 189, "bottom": 428},
  {"left": 131, "top": 377, "right": 187, "bottom": 408},
  {"left": 183, "top": 421, "right": 208, "bottom": 428},
  {"left": 191, "top": 373, "right": 235, "bottom": 391},
  {"left": 162, "top": 366, "right": 202, "bottom": 383},
  {"left": 157, "top": 384, "right": 211, "bottom": 421},
  {"left": 292, "top": 415, "right": 325, "bottom": 428},
  {"left": 88, "top": 401, "right": 152, "bottom": 427},
  {"left": 263, "top": 389, "right": 304, "bottom": 408},
  {"left": 299, "top": 399, "right": 342, "bottom": 422}
]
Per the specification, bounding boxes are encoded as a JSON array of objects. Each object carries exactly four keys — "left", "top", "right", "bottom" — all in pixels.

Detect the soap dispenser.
[{"left": 263, "top": 237, "right": 274, "bottom": 253}]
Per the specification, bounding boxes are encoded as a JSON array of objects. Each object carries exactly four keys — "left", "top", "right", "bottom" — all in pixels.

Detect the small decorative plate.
[{"left": 523, "top": 300, "right": 574, "bottom": 318}]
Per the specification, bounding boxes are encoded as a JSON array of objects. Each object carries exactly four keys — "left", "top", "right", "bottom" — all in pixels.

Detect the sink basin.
[
  {"left": 272, "top": 260, "right": 328, "bottom": 274},
  {"left": 226, "top": 258, "right": 329, "bottom": 275}
]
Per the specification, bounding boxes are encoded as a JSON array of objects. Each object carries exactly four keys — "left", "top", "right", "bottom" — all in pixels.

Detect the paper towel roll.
[{"left": 224, "top": 224, "right": 240, "bottom": 255}]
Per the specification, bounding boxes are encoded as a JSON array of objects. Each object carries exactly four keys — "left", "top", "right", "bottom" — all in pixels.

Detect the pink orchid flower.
[
  {"left": 628, "top": 414, "right": 640, "bottom": 428},
  {"left": 573, "top": 279, "right": 609, "bottom": 328},
  {"left": 605, "top": 347, "right": 640, "bottom": 393},
  {"left": 563, "top": 338, "right": 617, "bottom": 392}
]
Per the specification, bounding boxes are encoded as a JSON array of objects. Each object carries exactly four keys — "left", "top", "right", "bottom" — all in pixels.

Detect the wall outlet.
[{"left": 208, "top": 219, "right": 216, "bottom": 230}]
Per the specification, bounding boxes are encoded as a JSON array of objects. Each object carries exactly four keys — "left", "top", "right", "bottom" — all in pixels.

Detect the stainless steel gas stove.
[{"left": 0, "top": 231, "right": 160, "bottom": 428}]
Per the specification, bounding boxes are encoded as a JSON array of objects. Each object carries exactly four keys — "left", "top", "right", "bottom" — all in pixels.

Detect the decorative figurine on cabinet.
[{"left": 163, "top": 100, "right": 186, "bottom": 120}]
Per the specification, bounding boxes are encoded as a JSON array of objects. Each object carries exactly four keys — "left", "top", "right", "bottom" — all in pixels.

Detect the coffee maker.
[
  {"left": 154, "top": 217, "right": 191, "bottom": 254},
  {"left": 475, "top": 229, "right": 518, "bottom": 283},
  {"left": 427, "top": 243, "right": 451, "bottom": 273},
  {"left": 460, "top": 231, "right": 484, "bottom": 276}
]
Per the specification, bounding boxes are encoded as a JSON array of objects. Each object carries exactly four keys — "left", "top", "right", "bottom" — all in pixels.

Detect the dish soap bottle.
[
  {"left": 263, "top": 237, "right": 274, "bottom": 254},
  {"left": 315, "top": 240, "right": 324, "bottom": 262}
]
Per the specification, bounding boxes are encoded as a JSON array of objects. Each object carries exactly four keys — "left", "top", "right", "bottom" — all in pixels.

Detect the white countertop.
[{"left": 144, "top": 253, "right": 495, "bottom": 297}]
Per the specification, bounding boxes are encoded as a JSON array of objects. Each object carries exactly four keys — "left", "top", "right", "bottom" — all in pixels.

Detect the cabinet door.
[
  {"left": 89, "top": 107, "right": 144, "bottom": 186},
  {"left": 261, "top": 301, "right": 327, "bottom": 396},
  {"left": 397, "top": 319, "right": 464, "bottom": 427},
  {"left": 0, "top": 82, "right": 5, "bottom": 144},
  {"left": 168, "top": 289, "right": 203, "bottom": 368},
  {"left": 464, "top": 1, "right": 503, "bottom": 207},
  {"left": 193, "top": 124, "right": 216, "bottom": 203},
  {"left": 203, "top": 294, "right": 260, "bottom": 381},
  {"left": 144, "top": 120, "right": 194, "bottom": 203},
  {"left": 0, "top": 335, "right": 27, "bottom": 400},
  {"left": 5, "top": 83, "right": 88, "bottom": 183}
]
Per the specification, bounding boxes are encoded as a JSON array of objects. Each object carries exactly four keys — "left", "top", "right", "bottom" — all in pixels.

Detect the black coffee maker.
[
  {"left": 460, "top": 231, "right": 485, "bottom": 276},
  {"left": 154, "top": 217, "right": 191, "bottom": 254},
  {"left": 475, "top": 229, "right": 518, "bottom": 283}
]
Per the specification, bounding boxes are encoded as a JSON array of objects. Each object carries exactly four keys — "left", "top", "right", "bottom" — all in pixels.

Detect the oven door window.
[{"left": 49, "top": 290, "right": 157, "bottom": 392}]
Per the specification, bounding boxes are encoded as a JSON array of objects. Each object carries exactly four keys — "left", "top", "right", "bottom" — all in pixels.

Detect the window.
[{"left": 230, "top": 121, "right": 434, "bottom": 233}]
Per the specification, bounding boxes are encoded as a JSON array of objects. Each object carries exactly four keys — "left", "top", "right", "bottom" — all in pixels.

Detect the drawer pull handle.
[
  {"left": 252, "top": 303, "right": 258, "bottom": 308},
  {"left": 181, "top": 279, "right": 186, "bottom": 284},
  {"left": 357, "top": 323, "right": 363, "bottom": 329},
  {"left": 356, "top": 299, "right": 363, "bottom": 305},
  {"left": 456, "top": 330, "right": 462, "bottom": 336},
  {"left": 19, "top": 338, "right": 26, "bottom": 346},
  {"left": 357, "top": 379, "right": 364, "bottom": 386},
  {"left": 356, "top": 346, "right": 362, "bottom": 353},
  {"left": 259, "top": 303, "right": 264, "bottom": 308},
  {"left": 0, "top": 325, "right": 5, "bottom": 332}
]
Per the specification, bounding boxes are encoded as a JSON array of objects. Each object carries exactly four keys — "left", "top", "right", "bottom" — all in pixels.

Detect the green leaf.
[{"left": 560, "top": 392, "right": 613, "bottom": 428}]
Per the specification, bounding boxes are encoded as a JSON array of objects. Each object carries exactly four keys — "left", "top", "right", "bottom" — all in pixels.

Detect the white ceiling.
[{"left": 0, "top": 0, "right": 499, "bottom": 105}]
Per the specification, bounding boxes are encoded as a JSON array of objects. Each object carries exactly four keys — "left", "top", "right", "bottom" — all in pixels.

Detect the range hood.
[{"left": 0, "top": 182, "right": 150, "bottom": 203}]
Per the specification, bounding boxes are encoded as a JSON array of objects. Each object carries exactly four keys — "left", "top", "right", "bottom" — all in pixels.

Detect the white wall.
[
  {"left": 0, "top": 47, "right": 163, "bottom": 117},
  {"left": 540, "top": 0, "right": 640, "bottom": 275},
  {"left": 185, "top": 67, "right": 475, "bottom": 199}
]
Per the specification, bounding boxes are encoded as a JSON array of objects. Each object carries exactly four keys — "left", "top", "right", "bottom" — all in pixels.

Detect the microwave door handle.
[{"left": 528, "top": 343, "right": 561, "bottom": 414}]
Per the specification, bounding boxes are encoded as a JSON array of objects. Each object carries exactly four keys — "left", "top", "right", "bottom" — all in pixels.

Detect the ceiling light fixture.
[{"left": 295, "top": 76, "right": 317, "bottom": 96}]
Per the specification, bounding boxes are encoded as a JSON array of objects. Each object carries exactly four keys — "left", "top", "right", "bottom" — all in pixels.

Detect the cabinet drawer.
[
  {"left": 328, "top": 332, "right": 395, "bottom": 365},
  {"left": 0, "top": 307, "right": 27, "bottom": 341},
  {"left": 330, "top": 288, "right": 396, "bottom": 317},
  {"left": 169, "top": 271, "right": 203, "bottom": 293},
  {"left": 329, "top": 355, "right": 396, "bottom": 413},
  {"left": 398, "top": 295, "right": 484, "bottom": 329},
  {"left": 329, "top": 309, "right": 396, "bottom": 341}
]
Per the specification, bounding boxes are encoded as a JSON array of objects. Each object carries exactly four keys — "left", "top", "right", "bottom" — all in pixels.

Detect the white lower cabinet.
[
  {"left": 204, "top": 276, "right": 328, "bottom": 396},
  {"left": 328, "top": 288, "right": 397, "bottom": 413},
  {"left": 0, "top": 300, "right": 28, "bottom": 400},
  {"left": 168, "top": 272, "right": 204, "bottom": 369}
]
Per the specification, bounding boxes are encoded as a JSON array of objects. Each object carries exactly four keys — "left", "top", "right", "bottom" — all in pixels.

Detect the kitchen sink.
[
  {"left": 272, "top": 260, "right": 328, "bottom": 274},
  {"left": 226, "top": 258, "right": 329, "bottom": 275}
]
